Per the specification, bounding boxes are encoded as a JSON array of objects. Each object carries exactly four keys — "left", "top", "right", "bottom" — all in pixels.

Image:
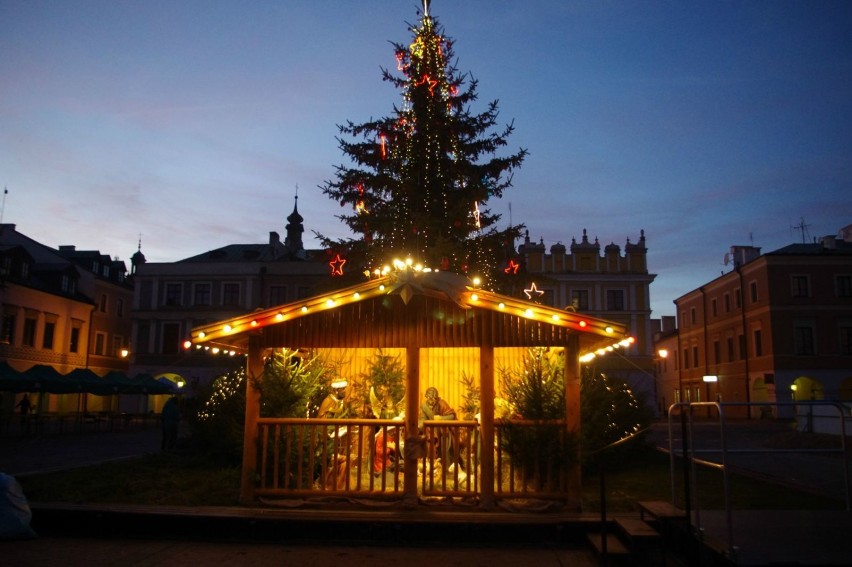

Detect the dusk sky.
[{"left": 2, "top": 1, "right": 850, "bottom": 317}]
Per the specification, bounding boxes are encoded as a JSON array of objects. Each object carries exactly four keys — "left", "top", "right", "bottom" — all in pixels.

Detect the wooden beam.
[
  {"left": 403, "top": 342, "right": 421, "bottom": 507},
  {"left": 239, "top": 334, "right": 264, "bottom": 504},
  {"left": 564, "top": 334, "right": 582, "bottom": 510},
  {"left": 479, "top": 345, "right": 495, "bottom": 509}
]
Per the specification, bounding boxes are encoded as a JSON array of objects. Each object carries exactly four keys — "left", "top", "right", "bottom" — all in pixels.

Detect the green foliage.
[
  {"left": 498, "top": 349, "right": 655, "bottom": 477},
  {"left": 255, "top": 350, "right": 327, "bottom": 418},
  {"left": 581, "top": 367, "right": 654, "bottom": 464},
  {"left": 361, "top": 349, "right": 406, "bottom": 418},
  {"left": 190, "top": 350, "right": 330, "bottom": 463},
  {"left": 498, "top": 349, "right": 577, "bottom": 486},
  {"left": 459, "top": 371, "right": 479, "bottom": 419},
  {"left": 318, "top": 8, "right": 526, "bottom": 288},
  {"left": 191, "top": 366, "right": 247, "bottom": 463}
]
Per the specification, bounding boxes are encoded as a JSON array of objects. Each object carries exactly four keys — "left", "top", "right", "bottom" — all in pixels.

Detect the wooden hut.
[{"left": 190, "top": 269, "right": 629, "bottom": 509}]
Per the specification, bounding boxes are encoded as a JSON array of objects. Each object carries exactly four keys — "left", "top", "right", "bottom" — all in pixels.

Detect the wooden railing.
[{"left": 254, "top": 418, "right": 572, "bottom": 501}]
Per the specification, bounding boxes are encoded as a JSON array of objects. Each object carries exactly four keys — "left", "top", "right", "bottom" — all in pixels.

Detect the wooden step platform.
[
  {"left": 614, "top": 516, "right": 661, "bottom": 542},
  {"left": 637, "top": 500, "right": 684, "bottom": 521}
]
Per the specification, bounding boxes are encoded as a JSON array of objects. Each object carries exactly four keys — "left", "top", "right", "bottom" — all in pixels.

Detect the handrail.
[{"left": 666, "top": 400, "right": 851, "bottom": 559}]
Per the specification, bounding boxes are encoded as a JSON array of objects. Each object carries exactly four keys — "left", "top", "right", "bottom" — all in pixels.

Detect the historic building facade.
[
  {"left": 516, "top": 229, "right": 658, "bottom": 410},
  {"left": 658, "top": 226, "right": 852, "bottom": 419},
  {"left": 0, "top": 223, "right": 133, "bottom": 414},
  {"left": 128, "top": 200, "right": 331, "bottom": 389}
]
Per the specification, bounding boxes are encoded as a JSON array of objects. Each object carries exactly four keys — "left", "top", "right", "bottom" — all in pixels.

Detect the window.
[
  {"left": 690, "top": 307, "right": 696, "bottom": 324},
  {"left": 2, "top": 313, "right": 16, "bottom": 345},
  {"left": 791, "top": 275, "right": 810, "bottom": 298},
  {"left": 836, "top": 275, "right": 852, "bottom": 298},
  {"left": 116, "top": 298, "right": 124, "bottom": 318},
  {"left": 164, "top": 283, "right": 182, "bottom": 306},
  {"left": 69, "top": 327, "right": 80, "bottom": 353},
  {"left": 739, "top": 334, "right": 746, "bottom": 360},
  {"left": 269, "top": 285, "right": 286, "bottom": 306},
  {"left": 571, "top": 290, "right": 589, "bottom": 311},
  {"left": 112, "top": 335, "right": 123, "bottom": 357},
  {"left": 727, "top": 337, "right": 734, "bottom": 362},
  {"left": 136, "top": 324, "right": 150, "bottom": 355},
  {"left": 606, "top": 289, "right": 624, "bottom": 311},
  {"left": 713, "top": 340, "right": 720, "bottom": 364},
  {"left": 754, "top": 329, "right": 763, "bottom": 357},
  {"left": 692, "top": 346, "right": 699, "bottom": 368},
  {"left": 711, "top": 298, "right": 717, "bottom": 317},
  {"left": 735, "top": 288, "right": 741, "bottom": 308},
  {"left": 750, "top": 281, "right": 758, "bottom": 303},
  {"left": 222, "top": 283, "right": 240, "bottom": 306},
  {"left": 162, "top": 323, "right": 181, "bottom": 355},
  {"left": 683, "top": 348, "right": 689, "bottom": 369},
  {"left": 840, "top": 325, "right": 852, "bottom": 355},
  {"left": 23, "top": 317, "right": 36, "bottom": 347},
  {"left": 794, "top": 324, "right": 815, "bottom": 355},
  {"left": 99, "top": 293, "right": 108, "bottom": 313},
  {"left": 94, "top": 332, "right": 106, "bottom": 356},
  {"left": 42, "top": 321, "right": 55, "bottom": 350},
  {"left": 297, "top": 286, "right": 312, "bottom": 300},
  {"left": 193, "top": 283, "right": 211, "bottom": 306},
  {"left": 724, "top": 293, "right": 731, "bottom": 313}
]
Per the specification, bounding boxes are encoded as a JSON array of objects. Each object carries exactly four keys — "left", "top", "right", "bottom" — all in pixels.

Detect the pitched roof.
[{"left": 190, "top": 270, "right": 630, "bottom": 357}]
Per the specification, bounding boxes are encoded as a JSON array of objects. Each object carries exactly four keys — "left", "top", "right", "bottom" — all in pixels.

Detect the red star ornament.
[
  {"left": 504, "top": 260, "right": 520, "bottom": 275},
  {"left": 329, "top": 254, "right": 346, "bottom": 276}
]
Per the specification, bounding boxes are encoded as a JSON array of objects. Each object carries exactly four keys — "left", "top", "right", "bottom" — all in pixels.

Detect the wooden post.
[
  {"left": 240, "top": 334, "right": 264, "bottom": 504},
  {"left": 479, "top": 345, "right": 496, "bottom": 509},
  {"left": 403, "top": 343, "right": 421, "bottom": 507},
  {"left": 564, "top": 334, "right": 582, "bottom": 510}
]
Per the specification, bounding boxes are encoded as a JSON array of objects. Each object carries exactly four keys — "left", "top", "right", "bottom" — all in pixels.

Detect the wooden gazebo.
[{"left": 190, "top": 269, "right": 629, "bottom": 509}]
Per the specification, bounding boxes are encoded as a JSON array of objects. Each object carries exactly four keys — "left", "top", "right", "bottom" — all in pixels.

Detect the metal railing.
[
  {"left": 666, "top": 400, "right": 851, "bottom": 557},
  {"left": 0, "top": 411, "right": 160, "bottom": 438}
]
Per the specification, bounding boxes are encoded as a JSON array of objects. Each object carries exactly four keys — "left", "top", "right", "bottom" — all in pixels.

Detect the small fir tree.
[
  {"left": 191, "top": 350, "right": 330, "bottom": 464},
  {"left": 580, "top": 366, "right": 653, "bottom": 463},
  {"left": 363, "top": 349, "right": 406, "bottom": 419},
  {"left": 498, "top": 348, "right": 576, "bottom": 488}
]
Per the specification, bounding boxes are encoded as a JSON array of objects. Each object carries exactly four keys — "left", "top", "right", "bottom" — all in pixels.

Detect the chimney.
[
  {"left": 821, "top": 235, "right": 837, "bottom": 250},
  {"left": 729, "top": 245, "right": 761, "bottom": 267}
]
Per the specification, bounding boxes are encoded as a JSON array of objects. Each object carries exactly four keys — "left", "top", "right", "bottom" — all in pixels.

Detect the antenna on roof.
[
  {"left": 791, "top": 217, "right": 810, "bottom": 244},
  {"left": 0, "top": 187, "right": 7, "bottom": 224}
]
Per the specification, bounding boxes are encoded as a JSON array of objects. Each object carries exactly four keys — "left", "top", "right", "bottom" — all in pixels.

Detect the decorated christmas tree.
[{"left": 320, "top": 1, "right": 527, "bottom": 289}]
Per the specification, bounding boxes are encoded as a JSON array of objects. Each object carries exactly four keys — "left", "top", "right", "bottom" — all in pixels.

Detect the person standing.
[
  {"left": 160, "top": 396, "right": 181, "bottom": 452},
  {"left": 15, "top": 394, "right": 32, "bottom": 434}
]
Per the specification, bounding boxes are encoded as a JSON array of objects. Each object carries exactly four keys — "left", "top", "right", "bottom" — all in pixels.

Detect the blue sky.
[{"left": 1, "top": 1, "right": 850, "bottom": 316}]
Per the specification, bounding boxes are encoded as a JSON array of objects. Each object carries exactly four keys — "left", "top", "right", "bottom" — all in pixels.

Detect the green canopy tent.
[
  {"left": 0, "top": 361, "right": 29, "bottom": 392},
  {"left": 101, "top": 370, "right": 137, "bottom": 395},
  {"left": 131, "top": 373, "right": 175, "bottom": 395},
  {"left": 21, "top": 364, "right": 68, "bottom": 394}
]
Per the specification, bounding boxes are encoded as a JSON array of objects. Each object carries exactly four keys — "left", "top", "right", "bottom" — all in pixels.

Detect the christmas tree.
[{"left": 320, "top": 1, "right": 527, "bottom": 289}]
